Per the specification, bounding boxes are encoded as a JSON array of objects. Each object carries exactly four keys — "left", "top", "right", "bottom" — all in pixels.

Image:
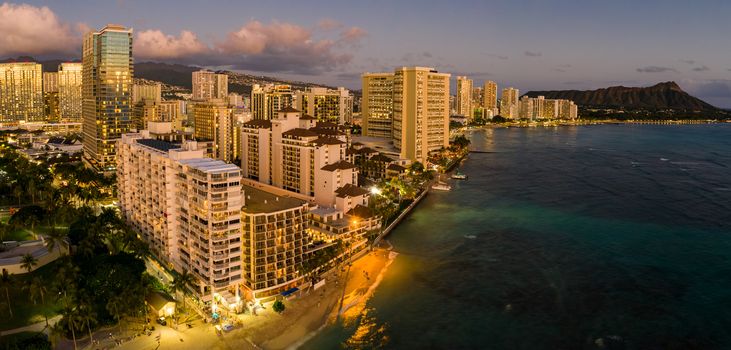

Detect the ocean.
[{"left": 302, "top": 124, "right": 731, "bottom": 350}]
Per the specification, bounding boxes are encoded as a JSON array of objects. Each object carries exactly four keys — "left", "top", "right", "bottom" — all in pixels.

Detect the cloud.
[
  {"left": 680, "top": 59, "right": 696, "bottom": 65},
  {"left": 554, "top": 68, "right": 566, "bottom": 72},
  {"left": 135, "top": 30, "right": 208, "bottom": 60},
  {"left": 0, "top": 3, "right": 84, "bottom": 57},
  {"left": 400, "top": 51, "right": 435, "bottom": 63},
  {"left": 0, "top": 4, "right": 365, "bottom": 76},
  {"left": 211, "top": 20, "right": 362, "bottom": 74},
  {"left": 692, "top": 65, "right": 710, "bottom": 72},
  {"left": 524, "top": 51, "right": 542, "bottom": 57},
  {"left": 337, "top": 26, "right": 367, "bottom": 47},
  {"left": 317, "top": 18, "right": 343, "bottom": 31},
  {"left": 488, "top": 54, "right": 508, "bottom": 60},
  {"left": 636, "top": 66, "right": 677, "bottom": 73}
]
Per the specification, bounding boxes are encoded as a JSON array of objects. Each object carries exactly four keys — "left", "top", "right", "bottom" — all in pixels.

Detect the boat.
[
  {"left": 451, "top": 169, "right": 467, "bottom": 180},
  {"left": 431, "top": 181, "right": 451, "bottom": 191}
]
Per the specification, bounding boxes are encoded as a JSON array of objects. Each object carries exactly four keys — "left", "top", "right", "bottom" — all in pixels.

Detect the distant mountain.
[
  {"left": 135, "top": 62, "right": 200, "bottom": 89},
  {"left": 134, "top": 62, "right": 339, "bottom": 95},
  {"left": 2, "top": 57, "right": 340, "bottom": 96},
  {"left": 524, "top": 82, "right": 718, "bottom": 111}
]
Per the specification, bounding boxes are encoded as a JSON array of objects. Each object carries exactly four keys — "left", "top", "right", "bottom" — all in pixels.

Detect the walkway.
[{"left": 0, "top": 315, "right": 62, "bottom": 336}]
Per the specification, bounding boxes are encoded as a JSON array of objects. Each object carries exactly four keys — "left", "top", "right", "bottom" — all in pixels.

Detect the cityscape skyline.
[{"left": 2, "top": 1, "right": 731, "bottom": 107}]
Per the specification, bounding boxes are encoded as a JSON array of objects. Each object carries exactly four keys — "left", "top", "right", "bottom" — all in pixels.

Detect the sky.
[{"left": 2, "top": 0, "right": 731, "bottom": 107}]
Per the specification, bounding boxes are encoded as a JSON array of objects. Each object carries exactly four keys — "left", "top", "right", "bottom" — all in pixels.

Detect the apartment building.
[
  {"left": 192, "top": 99, "right": 236, "bottom": 163},
  {"left": 361, "top": 72, "right": 394, "bottom": 138},
  {"left": 192, "top": 70, "right": 228, "bottom": 100},
  {"left": 456, "top": 76, "right": 473, "bottom": 118},
  {"left": 294, "top": 87, "right": 353, "bottom": 124},
  {"left": 0, "top": 62, "right": 44, "bottom": 126},
  {"left": 251, "top": 84, "right": 295, "bottom": 120},
  {"left": 118, "top": 127, "right": 244, "bottom": 300}
]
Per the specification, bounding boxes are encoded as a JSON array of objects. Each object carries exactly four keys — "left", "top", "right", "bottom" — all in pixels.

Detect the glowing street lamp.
[{"left": 370, "top": 187, "right": 381, "bottom": 195}]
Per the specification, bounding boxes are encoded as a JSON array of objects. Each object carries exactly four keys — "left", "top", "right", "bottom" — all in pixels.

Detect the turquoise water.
[{"left": 303, "top": 124, "right": 731, "bottom": 350}]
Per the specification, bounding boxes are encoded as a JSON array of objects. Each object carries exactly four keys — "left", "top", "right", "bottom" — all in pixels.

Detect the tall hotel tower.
[{"left": 82, "top": 24, "right": 134, "bottom": 172}]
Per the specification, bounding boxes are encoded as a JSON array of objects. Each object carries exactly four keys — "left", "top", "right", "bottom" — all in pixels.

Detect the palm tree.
[
  {"left": 45, "top": 227, "right": 68, "bottom": 255},
  {"left": 62, "top": 304, "right": 80, "bottom": 350},
  {"left": 171, "top": 270, "right": 195, "bottom": 312},
  {"left": 20, "top": 253, "right": 38, "bottom": 273},
  {"left": 107, "top": 294, "right": 125, "bottom": 331},
  {"left": 0, "top": 269, "right": 13, "bottom": 317},
  {"left": 77, "top": 302, "right": 97, "bottom": 346},
  {"left": 26, "top": 277, "right": 49, "bottom": 325}
]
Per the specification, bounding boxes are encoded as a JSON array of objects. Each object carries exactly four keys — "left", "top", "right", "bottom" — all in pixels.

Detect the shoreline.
[{"left": 464, "top": 118, "right": 727, "bottom": 130}]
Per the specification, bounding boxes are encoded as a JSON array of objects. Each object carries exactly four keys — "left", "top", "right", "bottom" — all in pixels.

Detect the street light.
[{"left": 370, "top": 186, "right": 381, "bottom": 195}]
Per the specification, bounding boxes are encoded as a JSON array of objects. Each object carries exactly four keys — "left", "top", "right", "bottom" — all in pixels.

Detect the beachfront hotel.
[
  {"left": 361, "top": 67, "right": 450, "bottom": 164},
  {"left": 82, "top": 24, "right": 134, "bottom": 172},
  {"left": 500, "top": 87, "right": 520, "bottom": 119},
  {"left": 241, "top": 185, "right": 309, "bottom": 300},
  {"left": 117, "top": 122, "right": 377, "bottom": 305},
  {"left": 0, "top": 62, "right": 44, "bottom": 126},
  {"left": 456, "top": 76, "right": 474, "bottom": 118},
  {"left": 483, "top": 80, "right": 498, "bottom": 116},
  {"left": 240, "top": 107, "right": 359, "bottom": 206},
  {"left": 251, "top": 84, "right": 295, "bottom": 120},
  {"left": 294, "top": 87, "right": 354, "bottom": 124},
  {"left": 361, "top": 72, "right": 395, "bottom": 138}
]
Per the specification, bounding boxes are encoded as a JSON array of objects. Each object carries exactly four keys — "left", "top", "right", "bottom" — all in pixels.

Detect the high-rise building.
[
  {"left": 118, "top": 127, "right": 244, "bottom": 299},
  {"left": 82, "top": 24, "right": 134, "bottom": 172},
  {"left": 294, "top": 87, "right": 353, "bottom": 124},
  {"left": 392, "top": 67, "right": 450, "bottom": 163},
  {"left": 58, "top": 63, "right": 83, "bottom": 122},
  {"left": 241, "top": 185, "right": 309, "bottom": 299},
  {"left": 240, "top": 107, "right": 366, "bottom": 206},
  {"left": 43, "top": 72, "right": 59, "bottom": 122},
  {"left": 192, "top": 99, "right": 236, "bottom": 163},
  {"left": 500, "top": 87, "right": 519, "bottom": 119},
  {"left": 456, "top": 76, "right": 473, "bottom": 118},
  {"left": 132, "top": 83, "right": 161, "bottom": 104},
  {"left": 160, "top": 100, "right": 183, "bottom": 130},
  {"left": 131, "top": 83, "right": 162, "bottom": 130},
  {"left": 0, "top": 62, "right": 44, "bottom": 126},
  {"left": 192, "top": 70, "right": 228, "bottom": 100},
  {"left": 361, "top": 72, "right": 394, "bottom": 138},
  {"left": 483, "top": 81, "right": 498, "bottom": 114},
  {"left": 250, "top": 84, "right": 294, "bottom": 120}
]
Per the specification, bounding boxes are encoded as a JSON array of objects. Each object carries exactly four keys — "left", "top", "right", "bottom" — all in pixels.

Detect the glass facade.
[{"left": 82, "top": 25, "right": 133, "bottom": 172}]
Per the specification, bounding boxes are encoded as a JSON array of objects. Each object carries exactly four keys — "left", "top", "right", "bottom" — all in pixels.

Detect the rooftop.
[
  {"left": 136, "top": 138, "right": 181, "bottom": 152},
  {"left": 283, "top": 128, "right": 319, "bottom": 138},
  {"left": 312, "top": 137, "right": 345, "bottom": 146},
  {"left": 242, "top": 185, "right": 307, "bottom": 214},
  {"left": 321, "top": 160, "right": 356, "bottom": 171},
  {"left": 279, "top": 106, "right": 300, "bottom": 113},
  {"left": 177, "top": 158, "right": 241, "bottom": 173},
  {"left": 335, "top": 183, "right": 370, "bottom": 198},
  {"left": 347, "top": 204, "right": 377, "bottom": 219},
  {"left": 370, "top": 153, "right": 394, "bottom": 162},
  {"left": 242, "top": 119, "right": 272, "bottom": 129}
]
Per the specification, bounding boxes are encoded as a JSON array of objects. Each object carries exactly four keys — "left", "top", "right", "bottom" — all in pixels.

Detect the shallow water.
[{"left": 302, "top": 124, "right": 731, "bottom": 350}]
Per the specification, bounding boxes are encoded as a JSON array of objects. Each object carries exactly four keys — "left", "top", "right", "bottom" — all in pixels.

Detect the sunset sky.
[{"left": 2, "top": 0, "right": 730, "bottom": 107}]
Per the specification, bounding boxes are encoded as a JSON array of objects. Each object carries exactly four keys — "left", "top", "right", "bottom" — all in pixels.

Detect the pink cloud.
[
  {"left": 135, "top": 29, "right": 209, "bottom": 60},
  {"left": 0, "top": 3, "right": 82, "bottom": 56},
  {"left": 317, "top": 18, "right": 343, "bottom": 31}
]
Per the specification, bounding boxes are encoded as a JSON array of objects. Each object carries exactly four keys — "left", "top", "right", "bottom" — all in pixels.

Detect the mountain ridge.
[{"left": 524, "top": 82, "right": 718, "bottom": 111}]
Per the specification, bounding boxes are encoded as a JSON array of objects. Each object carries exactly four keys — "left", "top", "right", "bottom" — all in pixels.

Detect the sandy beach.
[{"left": 110, "top": 248, "right": 396, "bottom": 350}]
